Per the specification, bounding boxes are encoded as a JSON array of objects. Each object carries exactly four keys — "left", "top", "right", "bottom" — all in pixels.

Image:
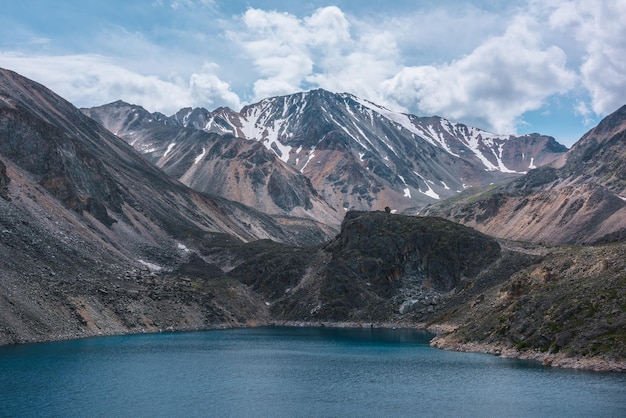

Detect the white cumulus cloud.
[
  {"left": 383, "top": 15, "right": 577, "bottom": 133},
  {"left": 234, "top": 5, "right": 585, "bottom": 134},
  {"left": 2, "top": 0, "right": 625, "bottom": 138},
  {"left": 235, "top": 6, "right": 401, "bottom": 105},
  {"left": 0, "top": 53, "right": 191, "bottom": 112},
  {"left": 190, "top": 63, "right": 242, "bottom": 110},
  {"left": 547, "top": 0, "right": 626, "bottom": 116},
  {"left": 0, "top": 53, "right": 241, "bottom": 114}
]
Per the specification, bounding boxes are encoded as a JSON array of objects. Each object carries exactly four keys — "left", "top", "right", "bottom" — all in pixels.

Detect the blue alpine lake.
[{"left": 1, "top": 327, "right": 624, "bottom": 417}]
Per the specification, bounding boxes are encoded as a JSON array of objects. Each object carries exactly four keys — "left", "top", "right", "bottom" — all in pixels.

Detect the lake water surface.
[{"left": 1, "top": 327, "right": 624, "bottom": 417}]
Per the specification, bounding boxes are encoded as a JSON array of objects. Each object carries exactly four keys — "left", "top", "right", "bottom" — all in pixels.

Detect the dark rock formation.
[
  {"left": 0, "top": 159, "right": 9, "bottom": 199},
  {"left": 222, "top": 211, "right": 502, "bottom": 323},
  {"left": 324, "top": 211, "right": 501, "bottom": 294}
]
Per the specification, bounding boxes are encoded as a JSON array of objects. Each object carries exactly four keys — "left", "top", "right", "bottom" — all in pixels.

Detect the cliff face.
[{"left": 222, "top": 211, "right": 502, "bottom": 323}]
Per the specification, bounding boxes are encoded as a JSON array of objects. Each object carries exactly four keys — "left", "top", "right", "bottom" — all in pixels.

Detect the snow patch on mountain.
[
  {"left": 354, "top": 97, "right": 431, "bottom": 143},
  {"left": 414, "top": 122, "right": 460, "bottom": 157},
  {"left": 163, "top": 143, "right": 176, "bottom": 158},
  {"left": 239, "top": 106, "right": 292, "bottom": 163},
  {"left": 350, "top": 95, "right": 524, "bottom": 174},
  {"left": 194, "top": 147, "right": 206, "bottom": 164},
  {"left": 414, "top": 171, "right": 440, "bottom": 200},
  {"left": 325, "top": 108, "right": 370, "bottom": 150},
  {"left": 300, "top": 146, "right": 316, "bottom": 172}
]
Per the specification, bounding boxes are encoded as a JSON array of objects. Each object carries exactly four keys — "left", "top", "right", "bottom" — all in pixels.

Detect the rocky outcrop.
[
  {"left": 224, "top": 211, "right": 503, "bottom": 323},
  {"left": 324, "top": 211, "right": 501, "bottom": 293},
  {"left": 429, "top": 243, "right": 626, "bottom": 371}
]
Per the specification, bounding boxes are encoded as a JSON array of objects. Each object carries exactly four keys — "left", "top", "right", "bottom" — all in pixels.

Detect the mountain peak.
[{"left": 575, "top": 104, "right": 626, "bottom": 147}]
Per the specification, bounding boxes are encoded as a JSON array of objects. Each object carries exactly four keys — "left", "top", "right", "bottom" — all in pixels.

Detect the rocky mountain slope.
[
  {"left": 0, "top": 67, "right": 335, "bottom": 344},
  {"left": 0, "top": 68, "right": 335, "bottom": 247},
  {"left": 4, "top": 196, "right": 623, "bottom": 370},
  {"left": 422, "top": 105, "right": 626, "bottom": 245},
  {"left": 84, "top": 91, "right": 566, "bottom": 218}
]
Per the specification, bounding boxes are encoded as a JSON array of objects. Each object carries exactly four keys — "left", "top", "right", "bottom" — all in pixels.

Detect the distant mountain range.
[{"left": 83, "top": 90, "right": 566, "bottom": 221}]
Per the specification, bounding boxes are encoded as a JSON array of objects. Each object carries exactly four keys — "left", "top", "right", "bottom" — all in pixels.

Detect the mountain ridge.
[{"left": 85, "top": 89, "right": 567, "bottom": 219}]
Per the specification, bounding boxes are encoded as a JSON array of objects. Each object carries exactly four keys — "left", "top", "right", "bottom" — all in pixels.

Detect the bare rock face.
[
  {"left": 559, "top": 104, "right": 626, "bottom": 195},
  {"left": 0, "top": 79, "right": 123, "bottom": 226},
  {"left": 324, "top": 211, "right": 501, "bottom": 293}
]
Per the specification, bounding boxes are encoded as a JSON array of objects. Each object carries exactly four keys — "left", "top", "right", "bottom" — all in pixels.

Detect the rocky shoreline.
[
  {"left": 269, "top": 320, "right": 626, "bottom": 372},
  {"left": 430, "top": 336, "right": 626, "bottom": 373}
]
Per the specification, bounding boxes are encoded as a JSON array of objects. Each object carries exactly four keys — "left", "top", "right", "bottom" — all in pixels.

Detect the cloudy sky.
[{"left": 1, "top": 0, "right": 624, "bottom": 146}]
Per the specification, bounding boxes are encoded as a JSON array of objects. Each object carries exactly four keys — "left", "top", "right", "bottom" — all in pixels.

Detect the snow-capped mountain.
[
  {"left": 84, "top": 101, "right": 342, "bottom": 226},
  {"left": 423, "top": 104, "right": 626, "bottom": 245},
  {"left": 85, "top": 89, "right": 566, "bottom": 216}
]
